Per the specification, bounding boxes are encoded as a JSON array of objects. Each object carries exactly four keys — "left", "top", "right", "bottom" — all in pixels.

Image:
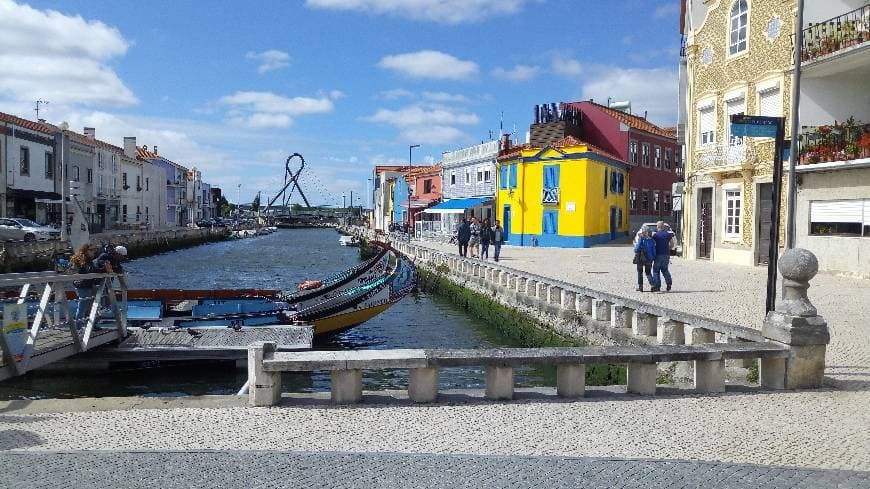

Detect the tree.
[
  {"left": 251, "top": 192, "right": 261, "bottom": 213},
  {"left": 291, "top": 203, "right": 303, "bottom": 212}
]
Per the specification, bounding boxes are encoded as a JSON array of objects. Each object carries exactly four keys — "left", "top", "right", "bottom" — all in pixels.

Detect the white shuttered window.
[
  {"left": 726, "top": 97, "right": 745, "bottom": 146},
  {"left": 759, "top": 88, "right": 781, "bottom": 117},
  {"left": 699, "top": 107, "right": 715, "bottom": 146},
  {"left": 809, "top": 200, "right": 869, "bottom": 237}
]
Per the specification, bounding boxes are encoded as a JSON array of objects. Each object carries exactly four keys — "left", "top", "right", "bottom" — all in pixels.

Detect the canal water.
[{"left": 0, "top": 228, "right": 553, "bottom": 399}]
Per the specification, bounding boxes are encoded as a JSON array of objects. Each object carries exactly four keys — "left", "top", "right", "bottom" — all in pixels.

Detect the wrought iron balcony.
[
  {"left": 799, "top": 4, "right": 870, "bottom": 64},
  {"left": 542, "top": 187, "right": 560, "bottom": 205}
]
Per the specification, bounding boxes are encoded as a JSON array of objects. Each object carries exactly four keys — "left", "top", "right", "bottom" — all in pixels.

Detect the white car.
[
  {"left": 0, "top": 218, "right": 59, "bottom": 242},
  {"left": 633, "top": 222, "right": 681, "bottom": 256}
]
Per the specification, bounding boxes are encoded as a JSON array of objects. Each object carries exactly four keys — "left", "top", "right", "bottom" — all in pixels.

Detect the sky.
[{"left": 0, "top": 0, "right": 681, "bottom": 207}]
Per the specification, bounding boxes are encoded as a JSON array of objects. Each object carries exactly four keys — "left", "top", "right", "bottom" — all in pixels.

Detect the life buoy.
[{"left": 298, "top": 280, "right": 322, "bottom": 290}]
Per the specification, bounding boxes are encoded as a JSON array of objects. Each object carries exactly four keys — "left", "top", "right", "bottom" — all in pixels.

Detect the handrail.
[{"left": 798, "top": 4, "right": 870, "bottom": 64}]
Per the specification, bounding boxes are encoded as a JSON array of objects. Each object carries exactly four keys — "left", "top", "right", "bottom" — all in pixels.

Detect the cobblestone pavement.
[
  {"left": 1, "top": 389, "right": 869, "bottom": 471},
  {"left": 1, "top": 450, "right": 868, "bottom": 489},
  {"left": 414, "top": 239, "right": 870, "bottom": 389}
]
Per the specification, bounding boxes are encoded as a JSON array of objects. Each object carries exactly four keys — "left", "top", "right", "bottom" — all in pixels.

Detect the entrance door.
[
  {"left": 756, "top": 183, "right": 773, "bottom": 265},
  {"left": 502, "top": 204, "right": 511, "bottom": 241},
  {"left": 610, "top": 207, "right": 617, "bottom": 240},
  {"left": 698, "top": 188, "right": 713, "bottom": 259}
]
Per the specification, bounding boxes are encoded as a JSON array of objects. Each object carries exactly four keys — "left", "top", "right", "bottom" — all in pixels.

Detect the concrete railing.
[
  {"left": 338, "top": 226, "right": 831, "bottom": 391},
  {"left": 248, "top": 342, "right": 791, "bottom": 406}
]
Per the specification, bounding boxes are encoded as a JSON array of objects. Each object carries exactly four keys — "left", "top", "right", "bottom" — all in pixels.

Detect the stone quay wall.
[{"left": 0, "top": 227, "right": 229, "bottom": 272}]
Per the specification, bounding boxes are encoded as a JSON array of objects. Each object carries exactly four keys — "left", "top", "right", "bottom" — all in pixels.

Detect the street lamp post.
[
  {"left": 237, "top": 184, "right": 242, "bottom": 217},
  {"left": 408, "top": 144, "right": 420, "bottom": 237}
]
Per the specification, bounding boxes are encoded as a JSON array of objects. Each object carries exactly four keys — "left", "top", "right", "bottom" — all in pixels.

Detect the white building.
[{"left": 1, "top": 113, "right": 59, "bottom": 223}]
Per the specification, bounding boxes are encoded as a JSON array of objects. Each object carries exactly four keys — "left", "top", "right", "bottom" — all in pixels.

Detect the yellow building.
[{"left": 496, "top": 136, "right": 630, "bottom": 248}]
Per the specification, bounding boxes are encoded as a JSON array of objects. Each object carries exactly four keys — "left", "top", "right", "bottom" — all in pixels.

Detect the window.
[
  {"left": 98, "top": 174, "right": 104, "bottom": 193},
  {"left": 87, "top": 169, "right": 93, "bottom": 183},
  {"left": 112, "top": 177, "right": 117, "bottom": 194},
  {"left": 112, "top": 154, "right": 117, "bottom": 173},
  {"left": 136, "top": 206, "right": 141, "bottom": 222},
  {"left": 629, "top": 188, "right": 638, "bottom": 210},
  {"left": 729, "top": 0, "right": 748, "bottom": 56},
  {"left": 451, "top": 172, "right": 456, "bottom": 185},
  {"left": 45, "top": 152, "right": 53, "bottom": 179},
  {"left": 726, "top": 96, "right": 746, "bottom": 146},
  {"left": 699, "top": 106, "right": 715, "bottom": 146},
  {"left": 73, "top": 166, "right": 80, "bottom": 182},
  {"left": 809, "top": 200, "right": 869, "bottom": 237},
  {"left": 664, "top": 192, "right": 672, "bottom": 212},
  {"left": 122, "top": 204, "right": 127, "bottom": 223},
  {"left": 664, "top": 148, "right": 672, "bottom": 170},
  {"left": 653, "top": 191, "right": 661, "bottom": 212},
  {"left": 641, "top": 143, "right": 650, "bottom": 167},
  {"left": 725, "top": 188, "right": 742, "bottom": 238},
  {"left": 629, "top": 141, "right": 638, "bottom": 164},
  {"left": 509, "top": 163, "right": 518, "bottom": 189},
  {"left": 145, "top": 177, "right": 149, "bottom": 191},
  {"left": 654, "top": 146, "right": 662, "bottom": 169},
  {"left": 19, "top": 146, "right": 30, "bottom": 176},
  {"left": 136, "top": 175, "right": 141, "bottom": 190},
  {"left": 641, "top": 190, "right": 649, "bottom": 211},
  {"left": 123, "top": 173, "right": 128, "bottom": 187},
  {"left": 618, "top": 208, "right": 623, "bottom": 228},
  {"left": 604, "top": 169, "right": 608, "bottom": 197},
  {"left": 145, "top": 207, "right": 149, "bottom": 222},
  {"left": 465, "top": 170, "right": 471, "bottom": 184},
  {"left": 758, "top": 86, "right": 781, "bottom": 118},
  {"left": 617, "top": 173, "right": 624, "bottom": 194},
  {"left": 542, "top": 210, "right": 558, "bottom": 235},
  {"left": 499, "top": 166, "right": 508, "bottom": 189},
  {"left": 675, "top": 150, "right": 682, "bottom": 171},
  {"left": 610, "top": 171, "right": 618, "bottom": 194},
  {"left": 423, "top": 179, "right": 433, "bottom": 193},
  {"left": 543, "top": 164, "right": 560, "bottom": 205},
  {"left": 98, "top": 152, "right": 103, "bottom": 169},
  {"left": 483, "top": 169, "right": 491, "bottom": 183},
  {"left": 476, "top": 167, "right": 484, "bottom": 183}
]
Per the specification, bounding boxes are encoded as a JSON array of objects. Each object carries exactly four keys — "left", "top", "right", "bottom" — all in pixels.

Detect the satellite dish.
[{"left": 59, "top": 121, "right": 69, "bottom": 130}]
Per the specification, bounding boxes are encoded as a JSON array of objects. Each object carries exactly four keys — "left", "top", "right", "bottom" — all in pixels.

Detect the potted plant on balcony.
[{"left": 860, "top": 132, "right": 870, "bottom": 158}]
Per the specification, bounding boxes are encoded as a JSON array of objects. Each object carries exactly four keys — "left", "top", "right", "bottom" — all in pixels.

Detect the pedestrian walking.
[
  {"left": 469, "top": 217, "right": 481, "bottom": 258},
  {"left": 651, "top": 221, "right": 674, "bottom": 292},
  {"left": 456, "top": 218, "right": 471, "bottom": 257},
  {"left": 633, "top": 230, "right": 656, "bottom": 292},
  {"left": 70, "top": 243, "right": 100, "bottom": 327},
  {"left": 479, "top": 218, "right": 492, "bottom": 259},
  {"left": 492, "top": 220, "right": 505, "bottom": 262}
]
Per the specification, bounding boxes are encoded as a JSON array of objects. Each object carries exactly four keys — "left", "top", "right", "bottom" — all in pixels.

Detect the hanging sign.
[
  {"left": 2, "top": 303, "right": 29, "bottom": 362},
  {"left": 730, "top": 114, "right": 780, "bottom": 138}
]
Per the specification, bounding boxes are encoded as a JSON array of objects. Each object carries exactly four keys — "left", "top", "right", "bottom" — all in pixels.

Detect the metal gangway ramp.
[{"left": 0, "top": 271, "right": 127, "bottom": 381}]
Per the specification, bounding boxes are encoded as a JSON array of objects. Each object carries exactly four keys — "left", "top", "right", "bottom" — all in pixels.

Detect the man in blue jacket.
[
  {"left": 651, "top": 221, "right": 674, "bottom": 292},
  {"left": 456, "top": 218, "right": 471, "bottom": 257},
  {"left": 634, "top": 230, "right": 656, "bottom": 292}
]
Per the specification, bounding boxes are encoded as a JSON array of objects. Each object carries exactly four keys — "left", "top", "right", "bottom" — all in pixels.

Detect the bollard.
[{"left": 761, "top": 248, "right": 830, "bottom": 389}]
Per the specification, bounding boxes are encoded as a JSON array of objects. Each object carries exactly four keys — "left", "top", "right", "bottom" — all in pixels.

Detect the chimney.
[
  {"left": 83, "top": 127, "right": 95, "bottom": 139},
  {"left": 123, "top": 137, "right": 137, "bottom": 158},
  {"left": 153, "top": 145, "right": 158, "bottom": 155},
  {"left": 501, "top": 133, "right": 511, "bottom": 151}
]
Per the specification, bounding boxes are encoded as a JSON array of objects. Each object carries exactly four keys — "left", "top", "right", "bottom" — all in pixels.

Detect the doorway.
[
  {"left": 502, "top": 205, "right": 511, "bottom": 241},
  {"left": 698, "top": 188, "right": 712, "bottom": 259}
]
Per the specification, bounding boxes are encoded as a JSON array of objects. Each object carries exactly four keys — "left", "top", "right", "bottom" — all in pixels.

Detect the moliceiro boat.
[{"left": 125, "top": 241, "right": 415, "bottom": 336}]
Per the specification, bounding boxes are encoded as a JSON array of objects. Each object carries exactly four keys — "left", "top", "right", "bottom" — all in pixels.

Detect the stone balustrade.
[
  {"left": 248, "top": 342, "right": 791, "bottom": 406},
  {"left": 339, "top": 226, "right": 830, "bottom": 392}
]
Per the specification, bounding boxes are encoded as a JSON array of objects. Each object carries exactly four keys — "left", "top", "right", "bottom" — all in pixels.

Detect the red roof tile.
[
  {"left": 497, "top": 136, "right": 628, "bottom": 165},
  {"left": 0, "top": 111, "right": 54, "bottom": 134},
  {"left": 570, "top": 101, "right": 676, "bottom": 139}
]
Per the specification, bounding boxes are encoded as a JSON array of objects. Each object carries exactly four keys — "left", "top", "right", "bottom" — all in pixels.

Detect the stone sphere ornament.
[{"left": 778, "top": 248, "right": 819, "bottom": 283}]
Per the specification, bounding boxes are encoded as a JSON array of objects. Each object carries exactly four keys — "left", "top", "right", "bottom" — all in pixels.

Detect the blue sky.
[{"left": 0, "top": 0, "right": 680, "bottom": 207}]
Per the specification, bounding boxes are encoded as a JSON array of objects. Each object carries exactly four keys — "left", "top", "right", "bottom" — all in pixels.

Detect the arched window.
[{"left": 729, "top": 0, "right": 748, "bottom": 55}]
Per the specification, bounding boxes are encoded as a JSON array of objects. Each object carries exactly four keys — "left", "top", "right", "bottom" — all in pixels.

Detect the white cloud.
[
  {"left": 581, "top": 66, "right": 678, "bottom": 124},
  {"left": 0, "top": 0, "right": 136, "bottom": 107},
  {"left": 491, "top": 64, "right": 540, "bottom": 81},
  {"left": 422, "top": 91, "right": 470, "bottom": 103},
  {"left": 378, "top": 50, "right": 478, "bottom": 80},
  {"left": 245, "top": 49, "right": 290, "bottom": 73},
  {"left": 365, "top": 104, "right": 478, "bottom": 144},
  {"left": 378, "top": 88, "right": 416, "bottom": 100},
  {"left": 218, "top": 90, "right": 339, "bottom": 128},
  {"left": 551, "top": 55, "right": 584, "bottom": 78},
  {"left": 304, "top": 0, "right": 529, "bottom": 24},
  {"left": 653, "top": 2, "right": 680, "bottom": 19}
]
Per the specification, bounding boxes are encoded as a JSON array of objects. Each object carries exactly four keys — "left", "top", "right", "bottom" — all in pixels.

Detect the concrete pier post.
[
  {"left": 525, "top": 279, "right": 538, "bottom": 297},
  {"left": 658, "top": 319, "right": 685, "bottom": 345},
  {"left": 575, "top": 295, "right": 593, "bottom": 315},
  {"left": 331, "top": 369, "right": 363, "bottom": 404},
  {"left": 611, "top": 305, "right": 633, "bottom": 329},
  {"left": 500, "top": 272, "right": 511, "bottom": 288},
  {"left": 547, "top": 286, "right": 562, "bottom": 306},
  {"left": 694, "top": 359, "right": 725, "bottom": 393},
  {"left": 485, "top": 366, "right": 514, "bottom": 400},
  {"left": 408, "top": 367, "right": 438, "bottom": 403},
  {"left": 627, "top": 363, "right": 657, "bottom": 395},
  {"left": 761, "top": 249, "right": 830, "bottom": 390},
  {"left": 535, "top": 282, "right": 548, "bottom": 300},
  {"left": 632, "top": 312, "right": 657, "bottom": 336},
  {"left": 508, "top": 274, "right": 517, "bottom": 290},
  {"left": 560, "top": 290, "right": 576, "bottom": 312},
  {"left": 592, "top": 299, "right": 612, "bottom": 321},
  {"left": 248, "top": 341, "right": 281, "bottom": 407},
  {"left": 472, "top": 264, "right": 480, "bottom": 277},
  {"left": 556, "top": 364, "right": 585, "bottom": 398},
  {"left": 515, "top": 277, "right": 527, "bottom": 293},
  {"left": 685, "top": 326, "right": 716, "bottom": 345}
]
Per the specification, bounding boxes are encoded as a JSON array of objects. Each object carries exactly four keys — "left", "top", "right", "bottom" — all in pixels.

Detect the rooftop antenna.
[
  {"left": 35, "top": 99, "right": 49, "bottom": 120},
  {"left": 500, "top": 111, "right": 504, "bottom": 134}
]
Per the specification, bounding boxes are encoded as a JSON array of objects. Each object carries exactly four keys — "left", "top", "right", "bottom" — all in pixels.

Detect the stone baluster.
[
  {"left": 685, "top": 326, "right": 716, "bottom": 345},
  {"left": 575, "top": 295, "right": 593, "bottom": 315},
  {"left": 632, "top": 311, "right": 657, "bottom": 336},
  {"left": 515, "top": 276, "right": 527, "bottom": 293},
  {"left": 525, "top": 279, "right": 538, "bottom": 297},
  {"left": 561, "top": 290, "right": 577, "bottom": 312},
  {"left": 535, "top": 282, "right": 548, "bottom": 300},
  {"left": 547, "top": 285, "right": 562, "bottom": 305},
  {"left": 611, "top": 305, "right": 633, "bottom": 329},
  {"left": 761, "top": 248, "right": 830, "bottom": 390},
  {"left": 657, "top": 318, "right": 686, "bottom": 345},
  {"left": 592, "top": 298, "right": 612, "bottom": 321}
]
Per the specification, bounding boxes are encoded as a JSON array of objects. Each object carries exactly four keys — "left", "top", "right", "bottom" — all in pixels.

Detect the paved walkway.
[
  {"left": 2, "top": 450, "right": 868, "bottom": 488},
  {"left": 414, "top": 239, "right": 870, "bottom": 390}
]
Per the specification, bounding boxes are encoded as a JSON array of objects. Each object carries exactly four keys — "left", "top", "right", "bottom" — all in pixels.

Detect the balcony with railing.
[
  {"left": 798, "top": 118, "right": 870, "bottom": 170},
  {"left": 799, "top": 4, "right": 870, "bottom": 66}
]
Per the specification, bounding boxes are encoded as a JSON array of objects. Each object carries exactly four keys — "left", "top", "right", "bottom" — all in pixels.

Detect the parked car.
[
  {"left": 633, "top": 222, "right": 681, "bottom": 256},
  {"left": 0, "top": 218, "right": 60, "bottom": 241}
]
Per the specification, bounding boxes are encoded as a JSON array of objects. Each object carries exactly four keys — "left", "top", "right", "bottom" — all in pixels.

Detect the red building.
[
  {"left": 405, "top": 164, "right": 442, "bottom": 225},
  {"left": 563, "top": 101, "right": 683, "bottom": 228}
]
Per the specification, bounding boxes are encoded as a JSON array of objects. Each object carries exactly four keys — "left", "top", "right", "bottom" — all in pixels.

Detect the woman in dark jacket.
[
  {"left": 479, "top": 218, "right": 492, "bottom": 259},
  {"left": 633, "top": 230, "right": 657, "bottom": 292}
]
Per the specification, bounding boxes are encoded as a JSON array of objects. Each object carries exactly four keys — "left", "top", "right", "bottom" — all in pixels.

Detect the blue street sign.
[{"left": 730, "top": 114, "right": 781, "bottom": 138}]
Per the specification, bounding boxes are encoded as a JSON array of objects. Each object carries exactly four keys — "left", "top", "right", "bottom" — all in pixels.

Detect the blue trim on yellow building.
[{"left": 505, "top": 232, "right": 623, "bottom": 248}]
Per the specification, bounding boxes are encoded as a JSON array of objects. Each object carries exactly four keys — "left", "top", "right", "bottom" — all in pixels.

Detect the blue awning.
[{"left": 423, "top": 197, "right": 492, "bottom": 214}]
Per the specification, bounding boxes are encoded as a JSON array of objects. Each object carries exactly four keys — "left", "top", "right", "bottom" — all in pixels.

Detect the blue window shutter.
[
  {"left": 543, "top": 210, "right": 558, "bottom": 235},
  {"left": 617, "top": 172, "right": 624, "bottom": 194},
  {"left": 510, "top": 164, "right": 518, "bottom": 188},
  {"left": 551, "top": 211, "right": 558, "bottom": 234},
  {"left": 500, "top": 165, "right": 508, "bottom": 189},
  {"left": 543, "top": 166, "right": 551, "bottom": 188},
  {"left": 553, "top": 165, "right": 560, "bottom": 187}
]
